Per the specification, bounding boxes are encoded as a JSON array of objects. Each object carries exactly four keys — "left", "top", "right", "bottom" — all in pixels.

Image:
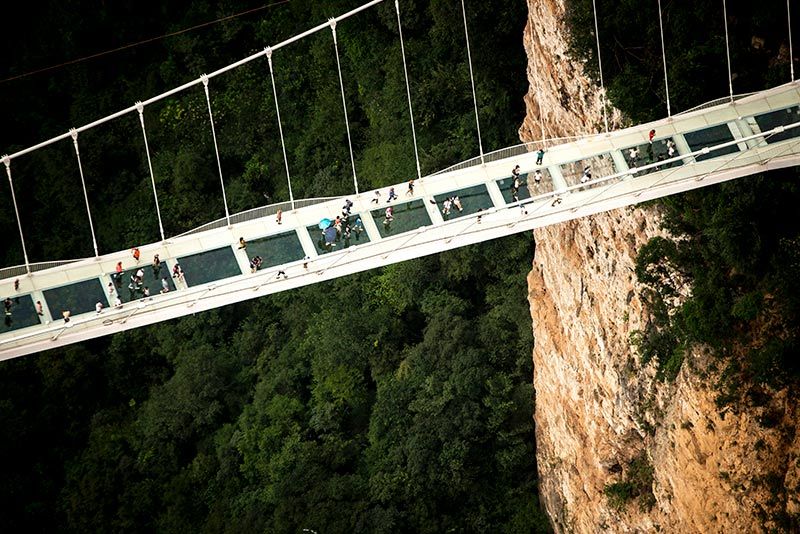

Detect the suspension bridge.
[{"left": 0, "top": 0, "right": 798, "bottom": 360}]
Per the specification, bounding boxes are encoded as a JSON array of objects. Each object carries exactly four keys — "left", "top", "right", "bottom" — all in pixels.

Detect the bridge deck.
[{"left": 1, "top": 81, "right": 799, "bottom": 360}]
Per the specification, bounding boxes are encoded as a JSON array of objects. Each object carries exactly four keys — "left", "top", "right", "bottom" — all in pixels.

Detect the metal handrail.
[
  {"left": 676, "top": 91, "right": 760, "bottom": 115},
  {"left": 430, "top": 134, "right": 592, "bottom": 176},
  {"left": 175, "top": 196, "right": 340, "bottom": 237},
  {"left": 0, "top": 258, "right": 88, "bottom": 281}
]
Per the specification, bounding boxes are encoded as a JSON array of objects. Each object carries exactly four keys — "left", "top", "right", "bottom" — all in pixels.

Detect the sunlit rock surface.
[{"left": 522, "top": 1, "right": 799, "bottom": 532}]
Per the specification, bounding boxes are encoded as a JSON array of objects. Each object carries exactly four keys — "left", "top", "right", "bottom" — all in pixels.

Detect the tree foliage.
[{"left": 0, "top": 1, "right": 550, "bottom": 531}]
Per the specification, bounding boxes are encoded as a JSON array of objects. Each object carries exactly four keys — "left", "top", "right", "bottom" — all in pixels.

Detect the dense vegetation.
[
  {"left": 566, "top": 0, "right": 800, "bottom": 395},
  {"left": 0, "top": 0, "right": 553, "bottom": 531}
]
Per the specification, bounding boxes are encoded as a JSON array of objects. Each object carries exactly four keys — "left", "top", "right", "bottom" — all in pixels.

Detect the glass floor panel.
[
  {"left": 114, "top": 262, "right": 176, "bottom": 302},
  {"left": 616, "top": 137, "right": 683, "bottom": 175},
  {"left": 306, "top": 213, "right": 371, "bottom": 254},
  {"left": 684, "top": 124, "right": 739, "bottom": 162},
  {"left": 496, "top": 168, "right": 556, "bottom": 204},
  {"left": 560, "top": 152, "right": 616, "bottom": 187},
  {"left": 753, "top": 106, "right": 800, "bottom": 144},
  {"left": 245, "top": 231, "right": 305, "bottom": 269},
  {"left": 178, "top": 247, "right": 242, "bottom": 287},
  {"left": 370, "top": 199, "right": 432, "bottom": 238},
  {"left": 433, "top": 184, "right": 494, "bottom": 221},
  {"left": 496, "top": 174, "right": 532, "bottom": 204},
  {"left": 44, "top": 278, "right": 108, "bottom": 317},
  {"left": 1, "top": 294, "right": 40, "bottom": 332}
]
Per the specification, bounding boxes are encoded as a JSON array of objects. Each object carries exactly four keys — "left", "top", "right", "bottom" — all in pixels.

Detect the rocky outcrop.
[{"left": 522, "top": 1, "right": 799, "bottom": 532}]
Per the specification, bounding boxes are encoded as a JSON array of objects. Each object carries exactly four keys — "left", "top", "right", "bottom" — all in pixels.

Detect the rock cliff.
[{"left": 522, "top": 1, "right": 799, "bottom": 532}]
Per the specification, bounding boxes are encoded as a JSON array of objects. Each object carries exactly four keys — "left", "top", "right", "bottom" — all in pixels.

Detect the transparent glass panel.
[
  {"left": 245, "top": 232, "right": 305, "bottom": 269},
  {"left": 497, "top": 168, "right": 554, "bottom": 203},
  {"left": 433, "top": 184, "right": 494, "bottom": 220},
  {"left": 44, "top": 278, "right": 108, "bottom": 317},
  {"left": 306, "top": 212, "right": 371, "bottom": 254},
  {"left": 616, "top": 137, "right": 683, "bottom": 175},
  {"left": 754, "top": 106, "right": 800, "bottom": 144},
  {"left": 370, "top": 199, "right": 432, "bottom": 238},
  {"left": 177, "top": 247, "right": 241, "bottom": 286},
  {"left": 559, "top": 153, "right": 616, "bottom": 186},
  {"left": 684, "top": 124, "right": 739, "bottom": 162},
  {"left": 114, "top": 262, "right": 175, "bottom": 302},
  {"left": 1, "top": 294, "right": 40, "bottom": 332}
]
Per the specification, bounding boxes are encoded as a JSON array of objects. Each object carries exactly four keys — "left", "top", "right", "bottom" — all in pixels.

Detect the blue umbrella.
[
  {"left": 323, "top": 226, "right": 337, "bottom": 244},
  {"left": 318, "top": 218, "right": 332, "bottom": 230}
]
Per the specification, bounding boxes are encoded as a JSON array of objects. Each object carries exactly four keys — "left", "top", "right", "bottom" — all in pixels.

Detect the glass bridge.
[{"left": 1, "top": 81, "right": 799, "bottom": 360}]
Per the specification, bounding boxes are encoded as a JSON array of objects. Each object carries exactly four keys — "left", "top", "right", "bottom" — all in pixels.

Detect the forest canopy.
[{"left": 0, "top": 1, "right": 551, "bottom": 532}]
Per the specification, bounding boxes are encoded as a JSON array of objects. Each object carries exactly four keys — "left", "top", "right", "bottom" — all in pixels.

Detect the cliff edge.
[{"left": 523, "top": 1, "right": 799, "bottom": 532}]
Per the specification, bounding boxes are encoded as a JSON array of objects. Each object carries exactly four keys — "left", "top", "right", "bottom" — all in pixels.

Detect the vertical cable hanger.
[
  {"left": 460, "top": 0, "right": 485, "bottom": 162},
  {"left": 136, "top": 102, "right": 166, "bottom": 242},
  {"left": 657, "top": 0, "right": 672, "bottom": 116},
  {"left": 394, "top": 0, "right": 422, "bottom": 180},
  {"left": 70, "top": 129, "right": 100, "bottom": 257},
  {"left": 265, "top": 47, "right": 295, "bottom": 210},
  {"left": 591, "top": 0, "right": 610, "bottom": 132},
  {"left": 788, "top": 0, "right": 795, "bottom": 82},
  {"left": 202, "top": 74, "right": 232, "bottom": 226},
  {"left": 2, "top": 155, "right": 31, "bottom": 274},
  {"left": 723, "top": 0, "right": 734, "bottom": 101},
  {"left": 330, "top": 19, "right": 359, "bottom": 195}
]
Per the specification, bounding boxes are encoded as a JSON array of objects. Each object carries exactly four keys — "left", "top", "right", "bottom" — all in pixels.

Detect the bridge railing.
[
  {"left": 675, "top": 91, "right": 760, "bottom": 115},
  {"left": 431, "top": 135, "right": 590, "bottom": 176},
  {"left": 0, "top": 259, "right": 87, "bottom": 281},
  {"left": 176, "top": 196, "right": 340, "bottom": 237}
]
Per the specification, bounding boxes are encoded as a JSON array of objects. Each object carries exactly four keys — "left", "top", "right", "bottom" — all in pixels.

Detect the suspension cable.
[
  {"left": 136, "top": 102, "right": 166, "bottom": 242},
  {"left": 69, "top": 129, "right": 100, "bottom": 257},
  {"left": 330, "top": 19, "right": 359, "bottom": 195},
  {"left": 789, "top": 0, "right": 795, "bottom": 82},
  {"left": 2, "top": 156, "right": 31, "bottom": 274},
  {"left": 723, "top": 0, "right": 734, "bottom": 101},
  {"left": 201, "top": 75, "right": 232, "bottom": 227},
  {"left": 534, "top": 70, "right": 547, "bottom": 147},
  {"left": 265, "top": 48, "right": 295, "bottom": 210},
  {"left": 657, "top": 0, "right": 672, "bottom": 116},
  {"left": 394, "top": 0, "right": 422, "bottom": 180},
  {"left": 4, "top": 0, "right": 386, "bottom": 164},
  {"left": 591, "top": 0, "right": 610, "bottom": 132},
  {"left": 460, "top": 0, "right": 485, "bottom": 163}
]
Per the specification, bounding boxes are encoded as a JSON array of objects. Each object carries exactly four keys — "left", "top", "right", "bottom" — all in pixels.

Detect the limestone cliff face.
[{"left": 522, "top": 1, "right": 799, "bottom": 532}]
